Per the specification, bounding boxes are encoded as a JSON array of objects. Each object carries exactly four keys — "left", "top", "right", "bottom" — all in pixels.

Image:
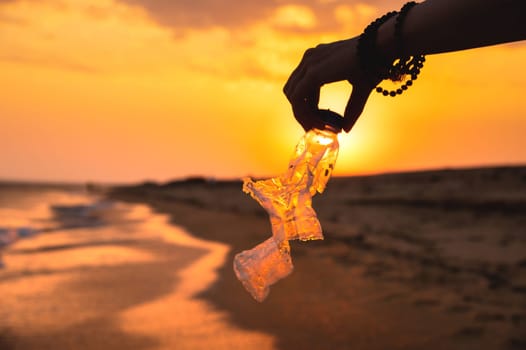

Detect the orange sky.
[{"left": 0, "top": 0, "right": 525, "bottom": 183}]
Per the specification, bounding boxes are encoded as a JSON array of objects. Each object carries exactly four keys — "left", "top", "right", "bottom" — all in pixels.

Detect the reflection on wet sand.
[
  {"left": 119, "top": 208, "right": 274, "bottom": 350},
  {"left": 0, "top": 189, "right": 275, "bottom": 350}
]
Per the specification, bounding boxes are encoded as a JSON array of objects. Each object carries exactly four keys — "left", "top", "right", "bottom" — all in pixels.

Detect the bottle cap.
[{"left": 318, "top": 109, "right": 344, "bottom": 132}]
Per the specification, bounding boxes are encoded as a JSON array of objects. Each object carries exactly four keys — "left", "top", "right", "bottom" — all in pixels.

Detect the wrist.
[
  {"left": 356, "top": 11, "right": 398, "bottom": 82},
  {"left": 376, "top": 16, "right": 398, "bottom": 62},
  {"left": 357, "top": 1, "right": 425, "bottom": 97}
]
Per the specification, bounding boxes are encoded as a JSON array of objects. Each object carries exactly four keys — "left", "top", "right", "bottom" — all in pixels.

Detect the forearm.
[{"left": 377, "top": 0, "right": 526, "bottom": 58}]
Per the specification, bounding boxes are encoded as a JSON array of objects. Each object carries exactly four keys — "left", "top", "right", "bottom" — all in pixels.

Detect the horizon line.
[{"left": 1, "top": 162, "right": 525, "bottom": 187}]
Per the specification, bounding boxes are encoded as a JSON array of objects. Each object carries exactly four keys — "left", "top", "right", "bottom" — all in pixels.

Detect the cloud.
[
  {"left": 1, "top": 0, "right": 396, "bottom": 37},
  {"left": 117, "top": 0, "right": 394, "bottom": 33},
  {"left": 119, "top": 0, "right": 277, "bottom": 29},
  {"left": 0, "top": 53, "right": 100, "bottom": 73},
  {"left": 0, "top": 0, "right": 398, "bottom": 82},
  {"left": 0, "top": 11, "right": 26, "bottom": 25}
]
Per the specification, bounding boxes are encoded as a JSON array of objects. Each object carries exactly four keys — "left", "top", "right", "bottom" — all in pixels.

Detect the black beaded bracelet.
[
  {"left": 357, "top": 10, "right": 398, "bottom": 81},
  {"left": 357, "top": 1, "right": 426, "bottom": 97},
  {"left": 395, "top": 1, "right": 418, "bottom": 55}
]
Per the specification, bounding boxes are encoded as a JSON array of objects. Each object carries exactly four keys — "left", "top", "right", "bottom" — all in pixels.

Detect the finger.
[
  {"left": 292, "top": 104, "right": 328, "bottom": 132},
  {"left": 283, "top": 47, "right": 316, "bottom": 99},
  {"left": 289, "top": 73, "right": 321, "bottom": 130},
  {"left": 290, "top": 90, "right": 320, "bottom": 131},
  {"left": 292, "top": 103, "right": 315, "bottom": 131},
  {"left": 289, "top": 62, "right": 322, "bottom": 107},
  {"left": 343, "top": 84, "right": 374, "bottom": 132},
  {"left": 284, "top": 44, "right": 338, "bottom": 100},
  {"left": 290, "top": 79, "right": 322, "bottom": 131},
  {"left": 310, "top": 88, "right": 320, "bottom": 109}
]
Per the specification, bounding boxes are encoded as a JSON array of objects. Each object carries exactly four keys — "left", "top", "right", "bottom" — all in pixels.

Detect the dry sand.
[{"left": 109, "top": 166, "right": 526, "bottom": 350}]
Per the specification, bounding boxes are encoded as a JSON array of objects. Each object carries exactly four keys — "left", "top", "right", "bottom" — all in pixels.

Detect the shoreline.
[{"left": 0, "top": 197, "right": 275, "bottom": 349}]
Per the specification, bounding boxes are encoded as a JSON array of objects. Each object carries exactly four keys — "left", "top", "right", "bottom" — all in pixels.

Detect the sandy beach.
[
  {"left": 1, "top": 166, "right": 526, "bottom": 349},
  {"left": 0, "top": 188, "right": 274, "bottom": 349},
  {"left": 108, "top": 166, "right": 526, "bottom": 350}
]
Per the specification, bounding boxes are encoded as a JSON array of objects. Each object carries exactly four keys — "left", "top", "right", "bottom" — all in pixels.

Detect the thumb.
[{"left": 343, "top": 84, "right": 373, "bottom": 132}]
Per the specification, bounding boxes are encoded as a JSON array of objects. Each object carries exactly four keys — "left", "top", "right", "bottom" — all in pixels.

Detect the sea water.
[{"left": 0, "top": 183, "right": 96, "bottom": 267}]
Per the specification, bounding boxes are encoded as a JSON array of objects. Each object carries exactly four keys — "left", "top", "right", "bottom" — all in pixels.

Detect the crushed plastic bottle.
[
  {"left": 233, "top": 238, "right": 293, "bottom": 302},
  {"left": 234, "top": 110, "right": 342, "bottom": 302}
]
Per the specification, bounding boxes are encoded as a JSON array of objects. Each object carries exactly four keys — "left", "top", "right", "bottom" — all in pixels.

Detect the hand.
[{"left": 283, "top": 37, "right": 381, "bottom": 132}]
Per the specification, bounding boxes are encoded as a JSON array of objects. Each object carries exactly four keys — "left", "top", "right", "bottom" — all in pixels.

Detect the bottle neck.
[
  {"left": 317, "top": 109, "right": 343, "bottom": 133},
  {"left": 320, "top": 124, "right": 340, "bottom": 134}
]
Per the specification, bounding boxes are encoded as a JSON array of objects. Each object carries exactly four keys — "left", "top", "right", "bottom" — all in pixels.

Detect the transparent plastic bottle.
[
  {"left": 243, "top": 110, "right": 341, "bottom": 242},
  {"left": 232, "top": 237, "right": 293, "bottom": 302},
  {"left": 234, "top": 110, "right": 343, "bottom": 302}
]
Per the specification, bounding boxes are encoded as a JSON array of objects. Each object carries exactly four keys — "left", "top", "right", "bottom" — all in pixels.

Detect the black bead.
[
  {"left": 359, "top": 10, "right": 409, "bottom": 86},
  {"left": 382, "top": 90, "right": 389, "bottom": 96},
  {"left": 401, "top": 85, "right": 408, "bottom": 90},
  {"left": 411, "top": 74, "right": 417, "bottom": 80},
  {"left": 376, "top": 87, "right": 383, "bottom": 93},
  {"left": 389, "top": 91, "right": 396, "bottom": 97},
  {"left": 414, "top": 68, "right": 420, "bottom": 75},
  {"left": 396, "top": 89, "right": 403, "bottom": 94}
]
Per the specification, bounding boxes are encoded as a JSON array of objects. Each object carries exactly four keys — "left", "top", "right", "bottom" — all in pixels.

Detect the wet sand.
[
  {"left": 0, "top": 198, "right": 274, "bottom": 349},
  {"left": 109, "top": 166, "right": 526, "bottom": 350}
]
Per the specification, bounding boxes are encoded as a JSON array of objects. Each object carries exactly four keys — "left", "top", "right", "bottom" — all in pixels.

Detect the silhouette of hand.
[{"left": 283, "top": 37, "right": 382, "bottom": 132}]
